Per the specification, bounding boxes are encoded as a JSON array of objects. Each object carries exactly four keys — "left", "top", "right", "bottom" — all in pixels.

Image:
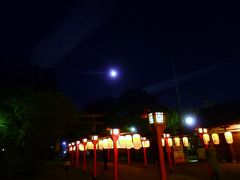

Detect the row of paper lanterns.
[
  {"left": 161, "top": 131, "right": 234, "bottom": 148},
  {"left": 161, "top": 137, "right": 189, "bottom": 147},
  {"left": 69, "top": 134, "right": 150, "bottom": 151},
  {"left": 202, "top": 131, "right": 233, "bottom": 145}
]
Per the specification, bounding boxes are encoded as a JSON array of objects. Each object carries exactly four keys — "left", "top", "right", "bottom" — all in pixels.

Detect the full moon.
[{"left": 109, "top": 69, "right": 118, "bottom": 78}]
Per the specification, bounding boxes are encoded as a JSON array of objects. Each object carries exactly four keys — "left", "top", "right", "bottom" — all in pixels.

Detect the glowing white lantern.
[
  {"left": 73, "top": 146, "right": 76, "bottom": 151},
  {"left": 125, "top": 135, "right": 133, "bottom": 149},
  {"left": 102, "top": 138, "right": 109, "bottom": 149},
  {"left": 87, "top": 141, "right": 94, "bottom": 150},
  {"left": 79, "top": 143, "right": 84, "bottom": 151},
  {"left": 182, "top": 137, "right": 189, "bottom": 147},
  {"left": 142, "top": 140, "right": 150, "bottom": 148},
  {"left": 203, "top": 134, "right": 210, "bottom": 145},
  {"left": 174, "top": 137, "right": 180, "bottom": 147},
  {"left": 133, "top": 134, "right": 142, "bottom": 150},
  {"left": 224, "top": 131, "right": 233, "bottom": 144},
  {"left": 211, "top": 133, "right": 220, "bottom": 145},
  {"left": 98, "top": 140, "right": 103, "bottom": 150},
  {"left": 118, "top": 135, "right": 126, "bottom": 148},
  {"left": 167, "top": 138, "right": 173, "bottom": 147}
]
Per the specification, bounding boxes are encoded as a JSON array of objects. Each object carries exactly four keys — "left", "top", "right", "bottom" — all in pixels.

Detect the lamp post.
[
  {"left": 148, "top": 112, "right": 167, "bottom": 180},
  {"left": 92, "top": 135, "right": 98, "bottom": 178},
  {"left": 164, "top": 134, "right": 173, "bottom": 172},
  {"left": 71, "top": 142, "right": 75, "bottom": 166},
  {"left": 110, "top": 128, "right": 120, "bottom": 180},
  {"left": 198, "top": 128, "right": 208, "bottom": 149},
  {"left": 142, "top": 137, "right": 150, "bottom": 167},
  {"left": 82, "top": 138, "right": 88, "bottom": 171},
  {"left": 76, "top": 141, "right": 80, "bottom": 167}
]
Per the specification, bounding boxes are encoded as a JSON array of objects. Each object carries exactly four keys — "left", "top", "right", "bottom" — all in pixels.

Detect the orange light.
[
  {"left": 142, "top": 140, "right": 150, "bottom": 148},
  {"left": 182, "top": 137, "right": 189, "bottom": 147},
  {"left": 132, "top": 134, "right": 142, "bottom": 150},
  {"left": 174, "top": 137, "right": 180, "bottom": 147},
  {"left": 211, "top": 133, "right": 220, "bottom": 145},
  {"left": 203, "top": 134, "right": 210, "bottom": 145},
  {"left": 167, "top": 138, "right": 173, "bottom": 147},
  {"left": 224, "top": 131, "right": 233, "bottom": 144},
  {"left": 125, "top": 135, "right": 133, "bottom": 149}
]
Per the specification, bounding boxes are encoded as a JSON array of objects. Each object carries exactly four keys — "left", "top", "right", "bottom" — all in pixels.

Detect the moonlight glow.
[{"left": 109, "top": 69, "right": 118, "bottom": 78}]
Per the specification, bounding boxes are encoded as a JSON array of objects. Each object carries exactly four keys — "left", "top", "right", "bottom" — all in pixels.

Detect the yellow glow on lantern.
[
  {"left": 118, "top": 135, "right": 126, "bottom": 148},
  {"left": 69, "top": 146, "right": 73, "bottom": 151},
  {"left": 167, "top": 138, "right": 173, "bottom": 147},
  {"left": 79, "top": 144, "right": 84, "bottom": 151},
  {"left": 125, "top": 135, "right": 133, "bottom": 149},
  {"left": 182, "top": 137, "right": 189, "bottom": 147},
  {"left": 87, "top": 141, "right": 94, "bottom": 150},
  {"left": 224, "top": 131, "right": 233, "bottom": 144},
  {"left": 203, "top": 134, "right": 210, "bottom": 145},
  {"left": 98, "top": 140, "right": 103, "bottom": 150},
  {"left": 174, "top": 137, "right": 180, "bottom": 146},
  {"left": 73, "top": 146, "right": 76, "bottom": 151},
  {"left": 211, "top": 133, "right": 220, "bottom": 145},
  {"left": 133, "top": 134, "right": 142, "bottom": 150},
  {"left": 102, "top": 138, "right": 108, "bottom": 149},
  {"left": 142, "top": 140, "right": 150, "bottom": 148}
]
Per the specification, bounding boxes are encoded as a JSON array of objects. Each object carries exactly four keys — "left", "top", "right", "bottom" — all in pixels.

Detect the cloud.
[
  {"left": 144, "top": 63, "right": 229, "bottom": 93},
  {"left": 32, "top": 0, "right": 114, "bottom": 68}
]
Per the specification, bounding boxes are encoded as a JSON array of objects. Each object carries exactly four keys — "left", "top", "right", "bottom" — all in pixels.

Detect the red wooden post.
[
  {"left": 127, "top": 149, "right": 131, "bottom": 164},
  {"left": 143, "top": 147, "right": 147, "bottom": 167}
]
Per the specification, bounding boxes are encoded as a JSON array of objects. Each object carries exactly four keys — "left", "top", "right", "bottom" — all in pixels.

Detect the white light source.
[
  {"left": 109, "top": 69, "right": 118, "bottom": 78},
  {"left": 130, "top": 126, "right": 136, "bottom": 132},
  {"left": 185, "top": 116, "right": 196, "bottom": 126}
]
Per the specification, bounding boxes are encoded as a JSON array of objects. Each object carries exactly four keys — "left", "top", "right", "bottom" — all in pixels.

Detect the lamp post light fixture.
[
  {"left": 148, "top": 112, "right": 167, "bottom": 180},
  {"left": 82, "top": 138, "right": 88, "bottom": 171},
  {"left": 92, "top": 135, "right": 98, "bottom": 178},
  {"left": 110, "top": 128, "right": 120, "bottom": 180}
]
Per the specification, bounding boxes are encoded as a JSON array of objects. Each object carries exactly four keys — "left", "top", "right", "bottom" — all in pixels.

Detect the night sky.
[{"left": 0, "top": 0, "right": 239, "bottom": 111}]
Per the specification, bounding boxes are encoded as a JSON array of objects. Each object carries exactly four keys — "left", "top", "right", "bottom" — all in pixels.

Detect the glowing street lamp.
[
  {"left": 82, "top": 138, "right": 88, "bottom": 171},
  {"left": 110, "top": 128, "right": 120, "bottom": 180},
  {"left": 92, "top": 135, "right": 98, "bottom": 178},
  {"left": 148, "top": 111, "right": 167, "bottom": 180}
]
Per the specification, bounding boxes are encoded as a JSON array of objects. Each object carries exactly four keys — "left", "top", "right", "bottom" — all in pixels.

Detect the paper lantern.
[
  {"left": 69, "top": 146, "right": 73, "bottom": 151},
  {"left": 87, "top": 141, "right": 94, "bottom": 150},
  {"left": 79, "top": 143, "right": 84, "bottom": 151},
  {"left": 224, "top": 131, "right": 233, "bottom": 144},
  {"left": 174, "top": 137, "right": 180, "bottom": 147},
  {"left": 198, "top": 128, "right": 203, "bottom": 133},
  {"left": 102, "top": 138, "right": 109, "bottom": 149},
  {"left": 125, "top": 135, "right": 133, "bottom": 149},
  {"left": 167, "top": 138, "right": 173, "bottom": 147},
  {"left": 73, "top": 146, "right": 76, "bottom": 151},
  {"left": 203, "top": 128, "right": 208, "bottom": 133},
  {"left": 161, "top": 138, "right": 165, "bottom": 146},
  {"left": 133, "top": 134, "right": 142, "bottom": 150},
  {"left": 211, "top": 133, "right": 220, "bottom": 145},
  {"left": 182, "top": 137, "right": 189, "bottom": 147},
  {"left": 142, "top": 140, "right": 150, "bottom": 148},
  {"left": 118, "top": 135, "right": 126, "bottom": 148},
  {"left": 98, "top": 140, "right": 103, "bottom": 150},
  {"left": 203, "top": 134, "right": 210, "bottom": 145}
]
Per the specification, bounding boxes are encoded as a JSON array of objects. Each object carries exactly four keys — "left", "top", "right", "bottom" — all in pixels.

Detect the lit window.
[
  {"left": 156, "top": 112, "right": 163, "bottom": 123},
  {"left": 148, "top": 113, "right": 154, "bottom": 124}
]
